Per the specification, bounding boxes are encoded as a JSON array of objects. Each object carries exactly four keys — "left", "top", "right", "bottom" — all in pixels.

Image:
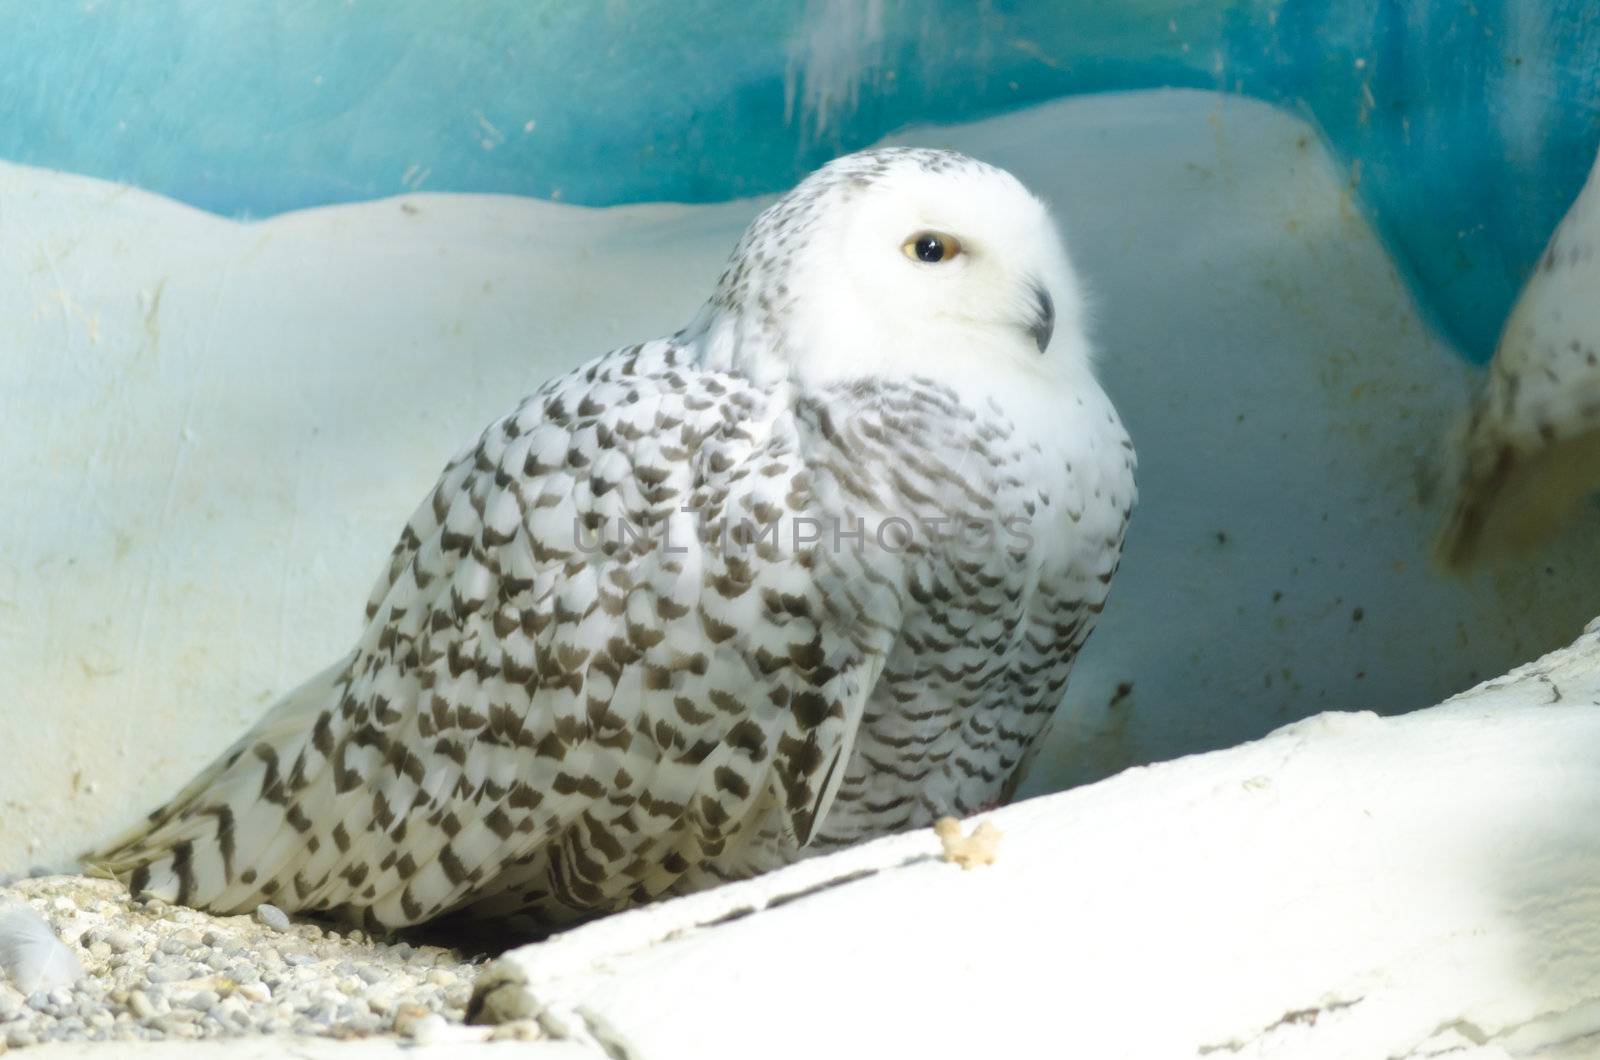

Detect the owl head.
[{"left": 690, "top": 147, "right": 1093, "bottom": 390}]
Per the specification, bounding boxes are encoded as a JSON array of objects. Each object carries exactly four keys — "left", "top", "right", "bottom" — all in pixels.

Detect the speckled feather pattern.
[{"left": 90, "top": 148, "right": 1136, "bottom": 933}]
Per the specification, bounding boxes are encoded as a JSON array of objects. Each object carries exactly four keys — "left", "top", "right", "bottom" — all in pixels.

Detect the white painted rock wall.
[{"left": 472, "top": 618, "right": 1600, "bottom": 1060}]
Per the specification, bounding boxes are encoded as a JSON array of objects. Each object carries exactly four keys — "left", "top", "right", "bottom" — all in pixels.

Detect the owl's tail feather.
[
  {"left": 84, "top": 660, "right": 352, "bottom": 919},
  {"left": 1435, "top": 426, "right": 1600, "bottom": 571}
]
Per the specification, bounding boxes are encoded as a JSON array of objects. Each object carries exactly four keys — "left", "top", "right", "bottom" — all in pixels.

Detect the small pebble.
[
  {"left": 148, "top": 1014, "right": 187, "bottom": 1035},
  {"left": 234, "top": 983, "right": 270, "bottom": 1004},
  {"left": 144, "top": 963, "right": 196, "bottom": 984},
  {"left": 253, "top": 904, "right": 292, "bottom": 933},
  {"left": 181, "top": 990, "right": 219, "bottom": 1012},
  {"left": 406, "top": 1012, "right": 449, "bottom": 1044},
  {"left": 217, "top": 998, "right": 251, "bottom": 1028},
  {"left": 489, "top": 1019, "right": 542, "bottom": 1042},
  {"left": 127, "top": 991, "right": 156, "bottom": 1020}
]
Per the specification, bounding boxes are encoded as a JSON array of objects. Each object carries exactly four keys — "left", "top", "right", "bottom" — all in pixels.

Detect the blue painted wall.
[{"left": 4, "top": 1, "right": 1599, "bottom": 359}]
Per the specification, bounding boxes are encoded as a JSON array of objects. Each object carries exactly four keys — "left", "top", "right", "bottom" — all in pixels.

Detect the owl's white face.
[
  {"left": 687, "top": 148, "right": 1098, "bottom": 409},
  {"left": 783, "top": 157, "right": 1092, "bottom": 390}
]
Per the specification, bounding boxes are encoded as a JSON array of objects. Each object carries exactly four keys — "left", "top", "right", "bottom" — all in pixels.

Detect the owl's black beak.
[{"left": 1028, "top": 280, "right": 1054, "bottom": 353}]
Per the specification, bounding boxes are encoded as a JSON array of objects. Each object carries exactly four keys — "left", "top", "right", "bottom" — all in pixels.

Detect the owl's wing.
[{"left": 89, "top": 342, "right": 903, "bottom": 928}]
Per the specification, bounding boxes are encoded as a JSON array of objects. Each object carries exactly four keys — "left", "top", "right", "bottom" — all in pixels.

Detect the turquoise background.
[{"left": 4, "top": 1, "right": 1599, "bottom": 358}]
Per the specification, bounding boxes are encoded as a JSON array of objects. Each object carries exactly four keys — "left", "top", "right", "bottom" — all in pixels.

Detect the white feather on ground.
[{"left": 0, "top": 900, "right": 84, "bottom": 995}]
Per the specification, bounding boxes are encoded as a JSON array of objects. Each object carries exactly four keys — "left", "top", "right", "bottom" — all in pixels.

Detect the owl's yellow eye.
[{"left": 903, "top": 231, "right": 962, "bottom": 264}]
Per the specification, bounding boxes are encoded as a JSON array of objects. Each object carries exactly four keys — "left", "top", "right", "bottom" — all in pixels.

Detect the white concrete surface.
[{"left": 473, "top": 617, "right": 1600, "bottom": 1060}]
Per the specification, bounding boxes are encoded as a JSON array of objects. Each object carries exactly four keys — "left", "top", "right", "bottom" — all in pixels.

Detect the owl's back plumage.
[{"left": 90, "top": 148, "right": 1135, "bottom": 932}]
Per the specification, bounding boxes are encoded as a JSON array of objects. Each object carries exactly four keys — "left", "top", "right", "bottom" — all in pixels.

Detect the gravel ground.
[{"left": 0, "top": 876, "right": 539, "bottom": 1050}]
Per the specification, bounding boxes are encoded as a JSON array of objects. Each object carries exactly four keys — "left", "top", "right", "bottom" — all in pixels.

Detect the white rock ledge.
[{"left": 470, "top": 619, "right": 1600, "bottom": 1060}]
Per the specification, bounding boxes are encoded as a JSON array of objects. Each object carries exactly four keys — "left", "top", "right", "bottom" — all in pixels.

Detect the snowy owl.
[
  {"left": 91, "top": 148, "right": 1136, "bottom": 933},
  {"left": 1437, "top": 144, "right": 1600, "bottom": 569}
]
